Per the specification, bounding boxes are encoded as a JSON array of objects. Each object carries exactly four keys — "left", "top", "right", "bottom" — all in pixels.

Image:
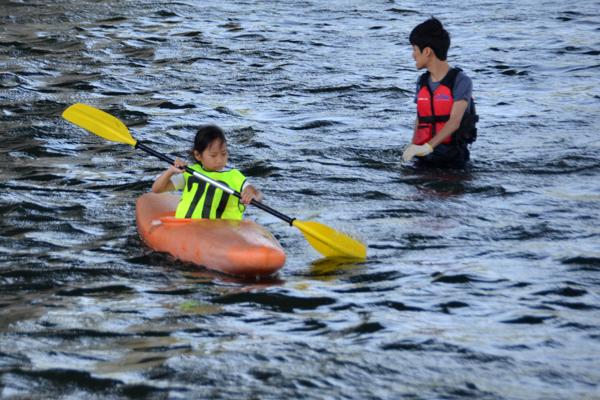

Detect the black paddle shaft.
[{"left": 135, "top": 141, "right": 295, "bottom": 225}]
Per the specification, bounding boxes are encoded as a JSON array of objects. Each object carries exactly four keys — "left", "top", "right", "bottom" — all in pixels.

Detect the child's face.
[
  {"left": 195, "top": 139, "right": 227, "bottom": 172},
  {"left": 412, "top": 45, "right": 428, "bottom": 70}
]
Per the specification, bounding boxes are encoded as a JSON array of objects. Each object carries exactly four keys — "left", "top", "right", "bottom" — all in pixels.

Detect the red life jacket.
[{"left": 415, "top": 68, "right": 478, "bottom": 146}]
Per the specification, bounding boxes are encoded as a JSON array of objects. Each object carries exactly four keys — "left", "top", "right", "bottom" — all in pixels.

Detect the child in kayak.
[
  {"left": 152, "top": 125, "right": 263, "bottom": 219},
  {"left": 402, "top": 17, "right": 478, "bottom": 168}
]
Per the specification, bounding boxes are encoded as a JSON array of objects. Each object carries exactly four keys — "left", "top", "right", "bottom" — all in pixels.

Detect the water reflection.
[
  {"left": 183, "top": 268, "right": 285, "bottom": 289},
  {"left": 308, "top": 257, "right": 366, "bottom": 280}
]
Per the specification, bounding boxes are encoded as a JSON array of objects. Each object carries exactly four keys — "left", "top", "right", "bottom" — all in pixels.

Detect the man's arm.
[
  {"left": 427, "top": 99, "right": 468, "bottom": 148},
  {"left": 411, "top": 115, "right": 419, "bottom": 144}
]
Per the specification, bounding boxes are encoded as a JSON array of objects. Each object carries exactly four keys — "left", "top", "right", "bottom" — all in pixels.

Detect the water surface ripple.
[{"left": 1, "top": 0, "right": 599, "bottom": 399}]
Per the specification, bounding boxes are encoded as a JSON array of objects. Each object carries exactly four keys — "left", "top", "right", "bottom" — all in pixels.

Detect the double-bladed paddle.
[{"left": 62, "top": 103, "right": 367, "bottom": 259}]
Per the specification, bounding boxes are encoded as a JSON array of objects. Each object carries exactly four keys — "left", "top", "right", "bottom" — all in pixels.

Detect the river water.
[{"left": 1, "top": 0, "right": 599, "bottom": 399}]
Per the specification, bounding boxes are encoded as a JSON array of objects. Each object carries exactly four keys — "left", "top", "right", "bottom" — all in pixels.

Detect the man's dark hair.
[{"left": 409, "top": 17, "right": 450, "bottom": 61}]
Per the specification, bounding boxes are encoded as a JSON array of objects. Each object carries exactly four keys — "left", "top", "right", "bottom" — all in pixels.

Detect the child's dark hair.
[
  {"left": 409, "top": 17, "right": 450, "bottom": 61},
  {"left": 190, "top": 125, "right": 227, "bottom": 163}
]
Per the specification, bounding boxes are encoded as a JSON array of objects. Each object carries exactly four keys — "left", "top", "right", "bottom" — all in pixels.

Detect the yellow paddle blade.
[
  {"left": 62, "top": 103, "right": 137, "bottom": 147},
  {"left": 292, "top": 220, "right": 367, "bottom": 259}
]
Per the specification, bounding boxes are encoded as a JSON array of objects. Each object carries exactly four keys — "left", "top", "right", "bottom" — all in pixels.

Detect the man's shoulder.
[
  {"left": 451, "top": 68, "right": 474, "bottom": 102},
  {"left": 452, "top": 68, "right": 473, "bottom": 88},
  {"left": 455, "top": 69, "right": 472, "bottom": 81}
]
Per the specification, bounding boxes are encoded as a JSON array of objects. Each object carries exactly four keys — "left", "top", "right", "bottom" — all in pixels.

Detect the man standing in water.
[{"left": 402, "top": 17, "right": 478, "bottom": 168}]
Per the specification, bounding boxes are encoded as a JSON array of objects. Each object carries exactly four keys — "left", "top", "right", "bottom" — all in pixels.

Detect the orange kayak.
[{"left": 135, "top": 193, "right": 286, "bottom": 277}]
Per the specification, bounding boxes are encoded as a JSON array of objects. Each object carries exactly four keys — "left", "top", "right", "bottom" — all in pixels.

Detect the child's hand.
[
  {"left": 171, "top": 158, "right": 188, "bottom": 173},
  {"left": 241, "top": 186, "right": 261, "bottom": 205}
]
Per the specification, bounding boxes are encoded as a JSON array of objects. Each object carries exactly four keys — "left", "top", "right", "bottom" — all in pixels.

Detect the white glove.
[{"left": 402, "top": 143, "right": 433, "bottom": 162}]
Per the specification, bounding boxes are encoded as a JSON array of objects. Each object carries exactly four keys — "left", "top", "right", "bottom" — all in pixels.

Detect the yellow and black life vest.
[{"left": 175, "top": 164, "right": 246, "bottom": 220}]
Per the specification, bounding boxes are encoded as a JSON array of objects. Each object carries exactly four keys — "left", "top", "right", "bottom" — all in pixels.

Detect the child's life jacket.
[
  {"left": 414, "top": 68, "right": 478, "bottom": 146},
  {"left": 175, "top": 164, "right": 246, "bottom": 220}
]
